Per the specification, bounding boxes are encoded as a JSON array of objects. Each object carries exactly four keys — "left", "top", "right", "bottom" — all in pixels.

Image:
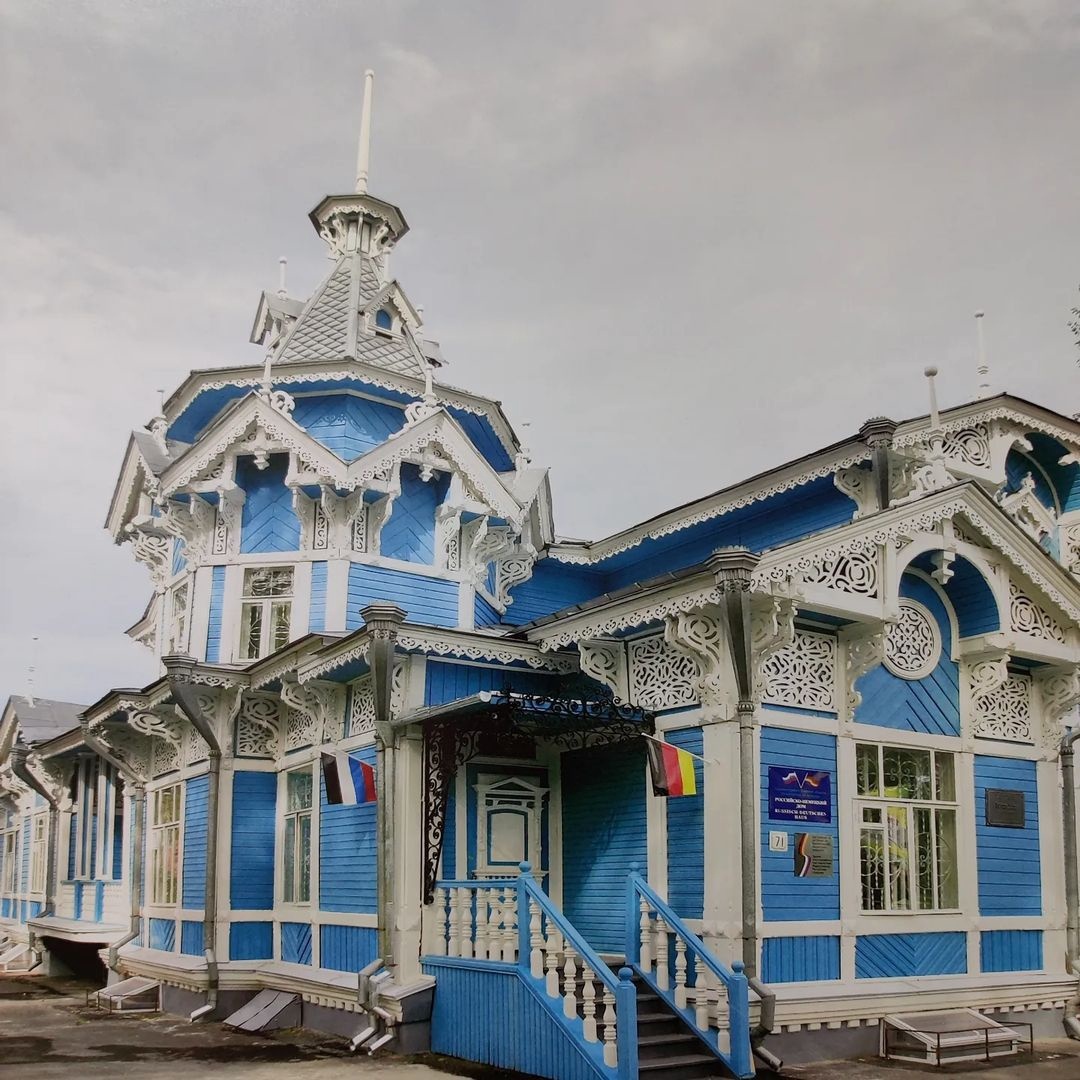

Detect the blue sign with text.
[{"left": 768, "top": 766, "right": 832, "bottom": 823}]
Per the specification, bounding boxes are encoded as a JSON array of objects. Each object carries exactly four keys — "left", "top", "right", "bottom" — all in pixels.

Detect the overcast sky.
[{"left": 1, "top": 1, "right": 1078, "bottom": 706}]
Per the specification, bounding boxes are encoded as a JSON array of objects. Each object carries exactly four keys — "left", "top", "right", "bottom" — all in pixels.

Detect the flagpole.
[{"left": 640, "top": 730, "right": 718, "bottom": 766}]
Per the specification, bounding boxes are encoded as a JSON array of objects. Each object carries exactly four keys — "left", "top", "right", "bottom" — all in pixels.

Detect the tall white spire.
[
  {"left": 355, "top": 69, "right": 375, "bottom": 194},
  {"left": 975, "top": 310, "right": 991, "bottom": 398}
]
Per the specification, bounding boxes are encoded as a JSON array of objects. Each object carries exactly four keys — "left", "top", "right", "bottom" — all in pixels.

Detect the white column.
[{"left": 324, "top": 559, "right": 349, "bottom": 632}]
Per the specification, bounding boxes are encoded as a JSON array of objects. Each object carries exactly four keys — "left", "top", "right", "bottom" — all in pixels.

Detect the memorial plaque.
[
  {"left": 985, "top": 788, "right": 1025, "bottom": 828},
  {"left": 768, "top": 766, "right": 832, "bottom": 823},
  {"left": 793, "top": 833, "right": 834, "bottom": 877}
]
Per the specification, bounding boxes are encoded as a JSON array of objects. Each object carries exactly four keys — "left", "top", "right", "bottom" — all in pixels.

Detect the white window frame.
[
  {"left": 149, "top": 783, "right": 182, "bottom": 907},
  {"left": 165, "top": 578, "right": 191, "bottom": 655},
  {"left": 281, "top": 766, "right": 314, "bottom": 905},
  {"left": 239, "top": 565, "right": 294, "bottom": 661},
  {"left": 2, "top": 825, "right": 18, "bottom": 894},
  {"left": 30, "top": 813, "right": 47, "bottom": 895},
  {"left": 855, "top": 741, "right": 959, "bottom": 914}
]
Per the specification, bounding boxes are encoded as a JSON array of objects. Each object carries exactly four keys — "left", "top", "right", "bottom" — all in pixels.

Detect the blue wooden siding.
[
  {"left": 760, "top": 727, "right": 839, "bottom": 922},
  {"left": 309, "top": 561, "right": 327, "bottom": 632},
  {"left": 67, "top": 814, "right": 77, "bottom": 879},
  {"left": 449, "top": 409, "right": 515, "bottom": 473},
  {"left": 503, "top": 560, "right": 606, "bottom": 626},
  {"left": 238, "top": 453, "right": 300, "bottom": 553},
  {"left": 943, "top": 557, "right": 1000, "bottom": 637},
  {"left": 425, "top": 960, "right": 602, "bottom": 1080},
  {"left": 379, "top": 465, "right": 449, "bottom": 564},
  {"left": 1005, "top": 448, "right": 1059, "bottom": 512},
  {"left": 230, "top": 921, "right": 273, "bottom": 961},
  {"left": 320, "top": 924, "right": 378, "bottom": 972},
  {"left": 182, "top": 774, "right": 208, "bottom": 909},
  {"left": 1026, "top": 432, "right": 1080, "bottom": 511},
  {"left": 981, "top": 930, "right": 1043, "bottom": 973},
  {"left": 320, "top": 747, "right": 377, "bottom": 913},
  {"left": 665, "top": 728, "right": 704, "bottom": 920},
  {"left": 855, "top": 575, "right": 960, "bottom": 736},
  {"left": 442, "top": 784, "right": 457, "bottom": 878},
  {"left": 856, "top": 932, "right": 967, "bottom": 978},
  {"left": 561, "top": 743, "right": 647, "bottom": 953},
  {"left": 171, "top": 538, "right": 187, "bottom": 576},
  {"left": 282, "top": 922, "right": 313, "bottom": 965},
  {"left": 180, "top": 920, "right": 204, "bottom": 957},
  {"left": 425, "top": 661, "right": 558, "bottom": 707},
  {"left": 475, "top": 593, "right": 502, "bottom": 628},
  {"left": 345, "top": 563, "right": 459, "bottom": 629},
  {"left": 205, "top": 565, "right": 226, "bottom": 662},
  {"left": 291, "top": 393, "right": 405, "bottom": 461},
  {"left": 149, "top": 917, "right": 176, "bottom": 952},
  {"left": 230, "top": 771, "right": 276, "bottom": 910},
  {"left": 974, "top": 755, "right": 1041, "bottom": 916},
  {"left": 761, "top": 936, "right": 840, "bottom": 983}
]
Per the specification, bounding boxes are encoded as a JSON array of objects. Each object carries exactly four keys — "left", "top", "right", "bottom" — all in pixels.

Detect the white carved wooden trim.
[
  {"left": 841, "top": 626, "right": 885, "bottom": 713},
  {"left": 761, "top": 630, "right": 837, "bottom": 712},
  {"left": 627, "top": 634, "right": 699, "bottom": 710},
  {"left": 800, "top": 547, "right": 879, "bottom": 597},
  {"left": 578, "top": 639, "right": 630, "bottom": 703},
  {"left": 882, "top": 600, "right": 942, "bottom": 681},
  {"left": 1009, "top": 582, "right": 1067, "bottom": 644},
  {"left": 663, "top": 611, "right": 726, "bottom": 707}
]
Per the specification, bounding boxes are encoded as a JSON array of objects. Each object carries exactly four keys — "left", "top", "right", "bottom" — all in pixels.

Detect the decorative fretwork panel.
[
  {"left": 940, "top": 424, "right": 991, "bottom": 469},
  {"left": 761, "top": 631, "right": 837, "bottom": 712},
  {"left": 973, "top": 671, "right": 1032, "bottom": 743},
  {"left": 347, "top": 662, "right": 407, "bottom": 737},
  {"left": 1009, "top": 582, "right": 1067, "bottom": 644},
  {"left": 184, "top": 726, "right": 209, "bottom": 766},
  {"left": 800, "top": 548, "right": 879, "bottom": 597},
  {"left": 235, "top": 695, "right": 282, "bottom": 758},
  {"left": 627, "top": 634, "right": 699, "bottom": 711},
  {"left": 151, "top": 737, "right": 180, "bottom": 777},
  {"left": 883, "top": 600, "right": 942, "bottom": 681},
  {"left": 285, "top": 707, "right": 318, "bottom": 752}
]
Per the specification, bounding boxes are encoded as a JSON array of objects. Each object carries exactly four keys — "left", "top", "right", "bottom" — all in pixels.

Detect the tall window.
[
  {"left": 165, "top": 580, "right": 189, "bottom": 655},
  {"left": 150, "top": 784, "right": 181, "bottom": 905},
  {"left": 239, "top": 566, "right": 294, "bottom": 660},
  {"left": 857, "top": 743, "right": 958, "bottom": 912},
  {"left": 282, "top": 768, "right": 313, "bottom": 904},
  {"left": 30, "top": 814, "right": 47, "bottom": 893},
  {"left": 2, "top": 827, "right": 18, "bottom": 894}
]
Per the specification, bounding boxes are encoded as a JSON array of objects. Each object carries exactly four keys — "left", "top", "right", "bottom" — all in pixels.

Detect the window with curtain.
[
  {"left": 150, "top": 784, "right": 182, "bottom": 905},
  {"left": 239, "top": 566, "right": 293, "bottom": 660},
  {"left": 282, "top": 767, "right": 313, "bottom": 904}
]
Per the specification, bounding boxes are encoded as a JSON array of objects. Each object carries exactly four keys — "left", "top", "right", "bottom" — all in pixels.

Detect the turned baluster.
[
  {"left": 459, "top": 887, "right": 474, "bottom": 959},
  {"left": 474, "top": 886, "right": 490, "bottom": 959},
  {"left": 638, "top": 897, "right": 653, "bottom": 972},
  {"left": 695, "top": 966, "right": 712, "bottom": 1030},
  {"left": 655, "top": 915, "right": 670, "bottom": 991},
  {"left": 529, "top": 896, "right": 544, "bottom": 979},
  {"left": 501, "top": 885, "right": 517, "bottom": 962},
  {"left": 430, "top": 886, "right": 448, "bottom": 956},
  {"left": 601, "top": 984, "right": 618, "bottom": 1067},
  {"left": 545, "top": 924, "right": 562, "bottom": 998},
  {"left": 447, "top": 887, "right": 460, "bottom": 958},
  {"left": 562, "top": 944, "right": 579, "bottom": 1020},
  {"left": 581, "top": 963, "right": 598, "bottom": 1042},
  {"left": 674, "top": 936, "right": 688, "bottom": 1009}
]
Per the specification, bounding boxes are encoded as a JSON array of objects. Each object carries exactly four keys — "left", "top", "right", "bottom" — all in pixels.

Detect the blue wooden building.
[{"left": 7, "top": 74, "right": 1080, "bottom": 1076}]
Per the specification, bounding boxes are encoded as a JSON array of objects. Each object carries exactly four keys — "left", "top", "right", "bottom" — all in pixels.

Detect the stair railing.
[
  {"left": 426, "top": 862, "right": 638, "bottom": 1079},
  {"left": 627, "top": 865, "right": 754, "bottom": 1079}
]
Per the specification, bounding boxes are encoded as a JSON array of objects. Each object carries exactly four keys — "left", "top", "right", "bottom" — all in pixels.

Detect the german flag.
[{"left": 645, "top": 738, "right": 698, "bottom": 797}]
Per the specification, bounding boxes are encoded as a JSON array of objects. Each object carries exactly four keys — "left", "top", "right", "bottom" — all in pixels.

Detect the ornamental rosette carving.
[{"left": 883, "top": 600, "right": 942, "bottom": 681}]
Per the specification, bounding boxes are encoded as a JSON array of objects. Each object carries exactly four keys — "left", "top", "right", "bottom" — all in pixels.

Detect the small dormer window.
[{"left": 375, "top": 308, "right": 394, "bottom": 335}]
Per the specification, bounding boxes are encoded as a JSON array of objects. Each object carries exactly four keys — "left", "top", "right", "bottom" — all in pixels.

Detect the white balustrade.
[
  {"left": 655, "top": 915, "right": 670, "bottom": 991},
  {"left": 545, "top": 923, "right": 562, "bottom": 997},
  {"left": 674, "top": 937, "right": 688, "bottom": 1009},
  {"left": 562, "top": 944, "right": 578, "bottom": 1020},
  {"left": 602, "top": 985, "right": 618, "bottom": 1067},
  {"left": 529, "top": 896, "right": 544, "bottom": 978},
  {"left": 581, "top": 963, "right": 598, "bottom": 1042}
]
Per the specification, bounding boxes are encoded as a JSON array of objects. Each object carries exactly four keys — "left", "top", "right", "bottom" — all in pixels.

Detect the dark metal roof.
[{"left": 6, "top": 696, "right": 86, "bottom": 745}]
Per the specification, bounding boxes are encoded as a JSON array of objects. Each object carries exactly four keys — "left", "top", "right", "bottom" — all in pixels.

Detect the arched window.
[{"left": 375, "top": 308, "right": 393, "bottom": 332}]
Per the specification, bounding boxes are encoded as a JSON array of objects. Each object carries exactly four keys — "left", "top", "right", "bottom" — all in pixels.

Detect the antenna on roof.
[
  {"left": 278, "top": 257, "right": 288, "bottom": 299},
  {"left": 924, "top": 366, "right": 940, "bottom": 430},
  {"left": 26, "top": 635, "right": 38, "bottom": 708},
  {"left": 355, "top": 69, "right": 375, "bottom": 194},
  {"left": 974, "top": 311, "right": 991, "bottom": 398}
]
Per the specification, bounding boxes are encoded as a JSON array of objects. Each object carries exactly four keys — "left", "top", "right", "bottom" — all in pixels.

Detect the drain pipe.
[
  {"left": 83, "top": 730, "right": 148, "bottom": 973},
  {"left": 11, "top": 745, "right": 59, "bottom": 921},
  {"left": 1061, "top": 725, "right": 1080, "bottom": 1040},
  {"left": 164, "top": 656, "right": 223, "bottom": 1022}
]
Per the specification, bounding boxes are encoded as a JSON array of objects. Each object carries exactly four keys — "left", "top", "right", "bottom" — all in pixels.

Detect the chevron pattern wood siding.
[
  {"left": 238, "top": 454, "right": 300, "bottom": 553},
  {"left": 319, "top": 747, "right": 377, "bottom": 913},
  {"left": 320, "top": 924, "right": 378, "bottom": 972},
  {"left": 425, "top": 960, "right": 603, "bottom": 1080},
  {"left": 854, "top": 575, "right": 960, "bottom": 736},
  {"left": 182, "top": 774, "right": 208, "bottom": 909},
  {"left": 981, "top": 930, "right": 1043, "bottom": 972},
  {"left": 666, "top": 727, "right": 704, "bottom": 920},
  {"left": 424, "top": 661, "right": 558, "bottom": 707},
  {"left": 309, "top": 560, "right": 327, "bottom": 632},
  {"left": 379, "top": 465, "right": 449, "bottom": 564},
  {"left": 561, "top": 742, "right": 647, "bottom": 953},
  {"left": 230, "top": 921, "right": 273, "bottom": 960},
  {"left": 180, "top": 920, "right": 204, "bottom": 957},
  {"left": 761, "top": 727, "right": 839, "bottom": 922},
  {"left": 762, "top": 936, "right": 841, "bottom": 983},
  {"left": 205, "top": 565, "right": 226, "bottom": 662},
  {"left": 474, "top": 593, "right": 501, "bottom": 628},
  {"left": 230, "top": 772, "right": 276, "bottom": 910},
  {"left": 346, "top": 563, "right": 458, "bottom": 629},
  {"left": 149, "top": 917, "right": 176, "bottom": 952},
  {"left": 291, "top": 394, "right": 406, "bottom": 462},
  {"left": 975, "top": 755, "right": 1041, "bottom": 916},
  {"left": 856, "top": 932, "right": 967, "bottom": 978},
  {"left": 281, "top": 921, "right": 313, "bottom": 965}
]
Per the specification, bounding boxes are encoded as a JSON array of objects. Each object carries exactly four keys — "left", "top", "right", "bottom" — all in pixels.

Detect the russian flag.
[{"left": 322, "top": 751, "right": 376, "bottom": 805}]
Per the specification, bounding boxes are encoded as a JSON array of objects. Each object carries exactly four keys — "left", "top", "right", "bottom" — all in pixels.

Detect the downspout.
[
  {"left": 708, "top": 549, "right": 781, "bottom": 1069},
  {"left": 164, "top": 656, "right": 223, "bottom": 1021},
  {"left": 362, "top": 602, "right": 407, "bottom": 978},
  {"left": 11, "top": 745, "right": 59, "bottom": 932},
  {"left": 85, "top": 726, "right": 147, "bottom": 972},
  {"left": 1061, "top": 725, "right": 1080, "bottom": 1040}
]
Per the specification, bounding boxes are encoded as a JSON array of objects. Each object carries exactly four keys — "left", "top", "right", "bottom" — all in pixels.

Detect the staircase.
[{"left": 635, "top": 976, "right": 730, "bottom": 1079}]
